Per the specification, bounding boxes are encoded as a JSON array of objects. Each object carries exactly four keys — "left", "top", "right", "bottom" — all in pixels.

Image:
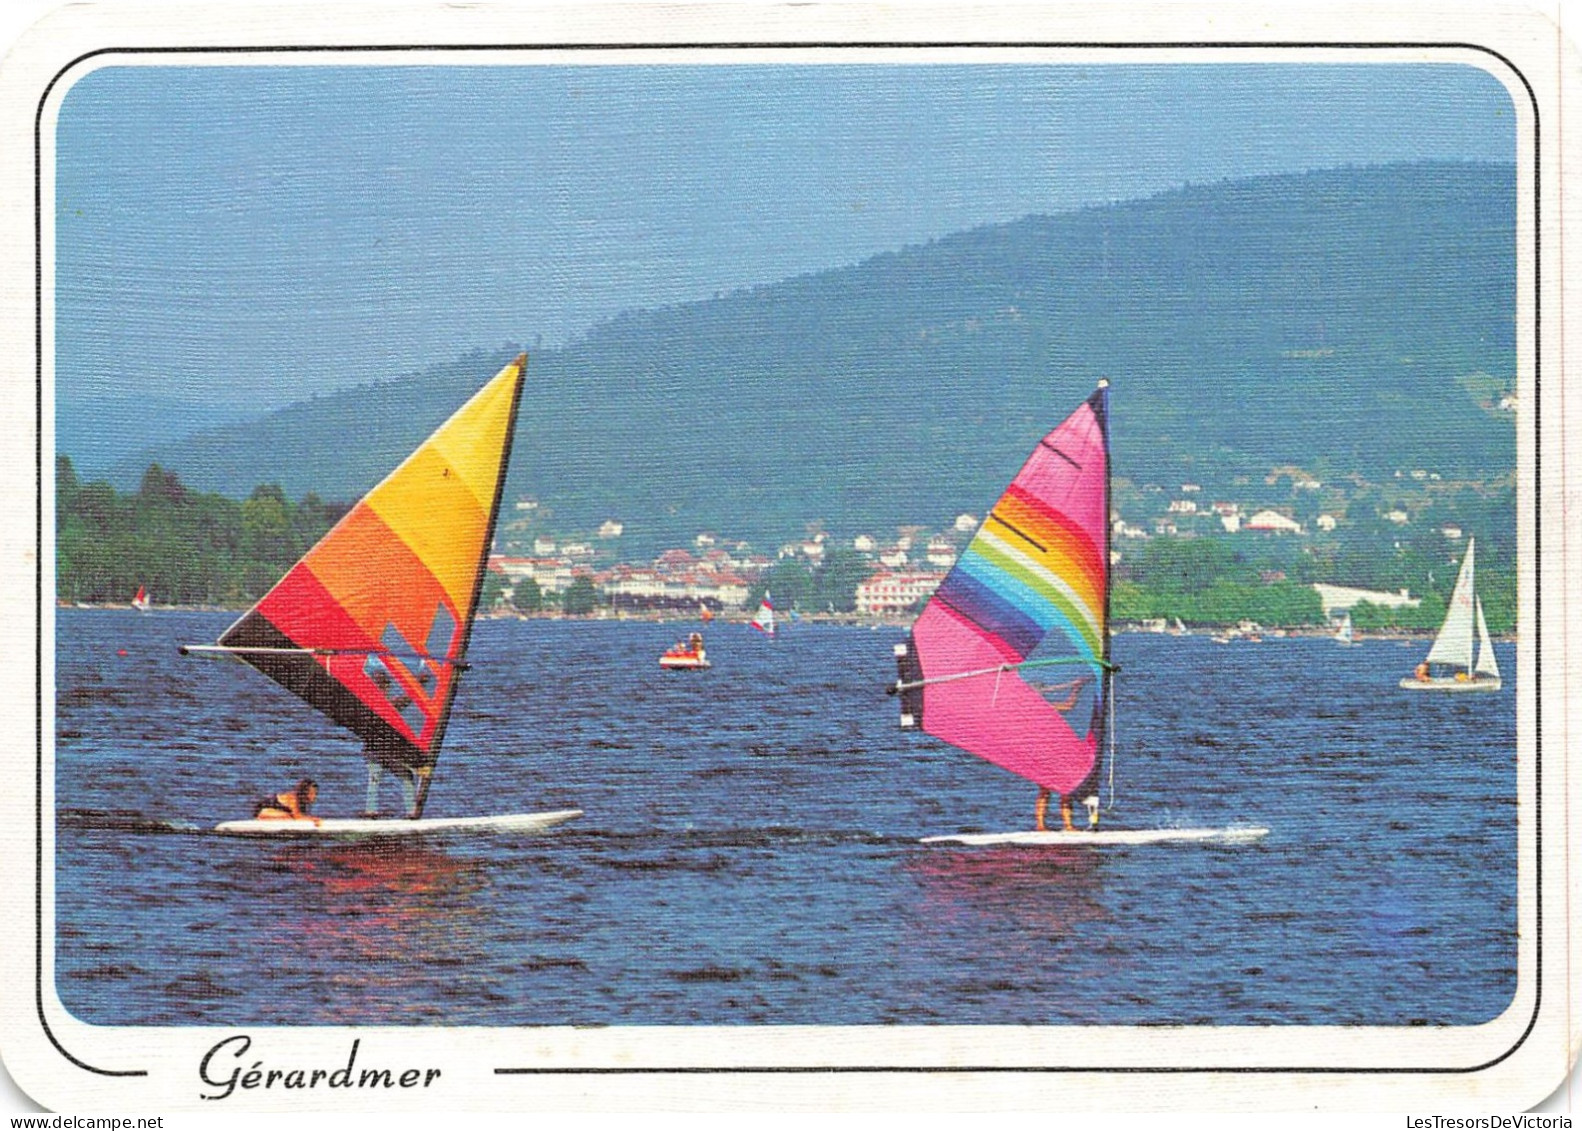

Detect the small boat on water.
[
  {"left": 1335, "top": 611, "right": 1356, "bottom": 646},
  {"left": 750, "top": 593, "right": 776, "bottom": 637},
  {"left": 1400, "top": 538, "right": 1501, "bottom": 693},
  {"left": 1210, "top": 620, "right": 1260, "bottom": 645},
  {"left": 131, "top": 586, "right": 152, "bottom": 613},
  {"left": 659, "top": 632, "right": 710, "bottom": 671}
]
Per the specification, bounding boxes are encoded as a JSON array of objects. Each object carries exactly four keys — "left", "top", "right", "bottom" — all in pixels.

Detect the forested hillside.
[{"left": 106, "top": 161, "right": 1515, "bottom": 555}]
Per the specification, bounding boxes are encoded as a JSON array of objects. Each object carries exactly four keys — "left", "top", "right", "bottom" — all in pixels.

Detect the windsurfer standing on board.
[
  {"left": 255, "top": 778, "right": 321, "bottom": 825},
  {"left": 1033, "top": 788, "right": 1075, "bottom": 833},
  {"left": 1033, "top": 788, "right": 1104, "bottom": 833},
  {"left": 1032, "top": 677, "right": 1093, "bottom": 833}
]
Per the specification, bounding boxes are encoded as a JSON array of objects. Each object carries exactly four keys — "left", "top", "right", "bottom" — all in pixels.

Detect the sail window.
[
  {"left": 426, "top": 605, "right": 457, "bottom": 664},
  {"left": 414, "top": 661, "right": 437, "bottom": 694},
  {"left": 391, "top": 692, "right": 426, "bottom": 735},
  {"left": 363, "top": 651, "right": 430, "bottom": 735},
  {"left": 381, "top": 623, "right": 413, "bottom": 666},
  {"left": 364, "top": 653, "right": 394, "bottom": 691}
]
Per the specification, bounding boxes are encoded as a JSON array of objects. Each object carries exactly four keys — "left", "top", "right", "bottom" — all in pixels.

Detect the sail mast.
[
  {"left": 1465, "top": 541, "right": 1475, "bottom": 671},
  {"left": 1095, "top": 378, "right": 1114, "bottom": 804}
]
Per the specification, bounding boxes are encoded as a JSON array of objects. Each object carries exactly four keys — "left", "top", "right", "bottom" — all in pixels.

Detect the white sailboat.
[
  {"left": 1335, "top": 611, "right": 1355, "bottom": 646},
  {"left": 1399, "top": 539, "right": 1501, "bottom": 692},
  {"left": 750, "top": 592, "right": 776, "bottom": 637}
]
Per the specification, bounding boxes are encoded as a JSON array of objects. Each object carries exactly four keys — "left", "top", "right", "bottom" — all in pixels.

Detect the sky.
[{"left": 52, "top": 60, "right": 1516, "bottom": 412}]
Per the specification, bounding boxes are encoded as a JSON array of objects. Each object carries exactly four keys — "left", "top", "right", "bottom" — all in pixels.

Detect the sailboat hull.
[
  {"left": 1397, "top": 676, "right": 1501, "bottom": 692},
  {"left": 214, "top": 808, "right": 583, "bottom": 838},
  {"left": 920, "top": 826, "right": 1269, "bottom": 847}
]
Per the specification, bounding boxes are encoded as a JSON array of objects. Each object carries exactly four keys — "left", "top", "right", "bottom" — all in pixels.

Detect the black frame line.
[{"left": 31, "top": 37, "right": 1542, "bottom": 1083}]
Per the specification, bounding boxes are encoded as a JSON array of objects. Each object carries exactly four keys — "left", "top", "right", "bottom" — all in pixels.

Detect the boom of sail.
[
  {"left": 187, "top": 356, "right": 526, "bottom": 811},
  {"left": 893, "top": 382, "right": 1111, "bottom": 797}
]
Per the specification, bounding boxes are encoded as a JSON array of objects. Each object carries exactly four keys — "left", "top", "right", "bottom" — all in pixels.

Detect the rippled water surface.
[{"left": 54, "top": 610, "right": 1517, "bottom": 1026}]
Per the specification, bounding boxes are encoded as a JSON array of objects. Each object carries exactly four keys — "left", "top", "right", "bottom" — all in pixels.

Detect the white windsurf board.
[
  {"left": 921, "top": 825, "right": 1269, "bottom": 847},
  {"left": 214, "top": 808, "right": 583, "bottom": 838}
]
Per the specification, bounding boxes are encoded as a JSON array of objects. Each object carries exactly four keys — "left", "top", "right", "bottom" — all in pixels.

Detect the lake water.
[{"left": 53, "top": 610, "right": 1517, "bottom": 1027}]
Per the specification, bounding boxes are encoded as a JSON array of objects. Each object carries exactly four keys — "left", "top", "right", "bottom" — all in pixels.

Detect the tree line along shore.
[{"left": 55, "top": 458, "right": 1515, "bottom": 636}]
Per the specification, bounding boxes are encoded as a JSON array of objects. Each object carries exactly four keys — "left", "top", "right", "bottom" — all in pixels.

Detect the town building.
[
  {"left": 598, "top": 564, "right": 750, "bottom": 611},
  {"left": 855, "top": 570, "right": 946, "bottom": 616},
  {"left": 1244, "top": 510, "right": 1303, "bottom": 534},
  {"left": 925, "top": 537, "right": 957, "bottom": 568},
  {"left": 491, "top": 555, "right": 579, "bottom": 594},
  {"left": 1311, "top": 583, "right": 1421, "bottom": 619}
]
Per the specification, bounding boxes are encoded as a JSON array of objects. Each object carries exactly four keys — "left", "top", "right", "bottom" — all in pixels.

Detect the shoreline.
[{"left": 55, "top": 601, "right": 1475, "bottom": 641}]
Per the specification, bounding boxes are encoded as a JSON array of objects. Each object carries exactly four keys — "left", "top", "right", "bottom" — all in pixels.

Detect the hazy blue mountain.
[
  {"left": 106, "top": 161, "right": 1516, "bottom": 552},
  {"left": 59, "top": 395, "right": 256, "bottom": 480}
]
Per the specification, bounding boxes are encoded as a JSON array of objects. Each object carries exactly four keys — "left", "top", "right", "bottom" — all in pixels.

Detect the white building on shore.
[
  {"left": 855, "top": 570, "right": 946, "bottom": 616},
  {"left": 598, "top": 565, "right": 750, "bottom": 610},
  {"left": 491, "top": 555, "right": 579, "bottom": 594},
  {"left": 1311, "top": 583, "right": 1421, "bottom": 619}
]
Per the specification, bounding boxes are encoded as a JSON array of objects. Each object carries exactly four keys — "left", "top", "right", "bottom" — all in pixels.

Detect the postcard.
[{"left": 1, "top": 0, "right": 1575, "bottom": 1115}]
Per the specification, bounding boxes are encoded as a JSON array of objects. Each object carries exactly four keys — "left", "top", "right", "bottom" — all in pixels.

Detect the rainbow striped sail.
[
  {"left": 895, "top": 382, "right": 1111, "bottom": 797},
  {"left": 199, "top": 356, "right": 525, "bottom": 815}
]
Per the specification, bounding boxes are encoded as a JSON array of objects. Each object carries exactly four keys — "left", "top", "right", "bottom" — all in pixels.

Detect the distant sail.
[
  {"left": 213, "top": 356, "right": 525, "bottom": 780},
  {"left": 1425, "top": 538, "right": 1477, "bottom": 670},
  {"left": 751, "top": 593, "right": 776, "bottom": 636},
  {"left": 895, "top": 383, "right": 1110, "bottom": 796},
  {"left": 1475, "top": 598, "right": 1500, "bottom": 679},
  {"left": 131, "top": 586, "right": 151, "bottom": 612}
]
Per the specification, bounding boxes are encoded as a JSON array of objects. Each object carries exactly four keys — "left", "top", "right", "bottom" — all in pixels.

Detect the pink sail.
[{"left": 895, "top": 383, "right": 1110, "bottom": 796}]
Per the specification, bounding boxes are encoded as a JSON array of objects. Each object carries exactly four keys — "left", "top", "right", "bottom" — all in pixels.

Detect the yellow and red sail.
[{"left": 217, "top": 356, "right": 525, "bottom": 773}]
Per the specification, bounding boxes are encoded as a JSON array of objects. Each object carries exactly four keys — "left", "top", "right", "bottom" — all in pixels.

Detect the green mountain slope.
[{"left": 115, "top": 161, "right": 1516, "bottom": 552}]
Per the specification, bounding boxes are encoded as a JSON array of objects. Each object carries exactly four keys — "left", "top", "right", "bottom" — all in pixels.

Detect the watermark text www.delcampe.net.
[{"left": 10, "top": 1119, "right": 163, "bottom": 1129}]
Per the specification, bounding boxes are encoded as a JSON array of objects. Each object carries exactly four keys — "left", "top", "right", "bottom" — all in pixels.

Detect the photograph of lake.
[{"left": 42, "top": 50, "right": 1529, "bottom": 1047}]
